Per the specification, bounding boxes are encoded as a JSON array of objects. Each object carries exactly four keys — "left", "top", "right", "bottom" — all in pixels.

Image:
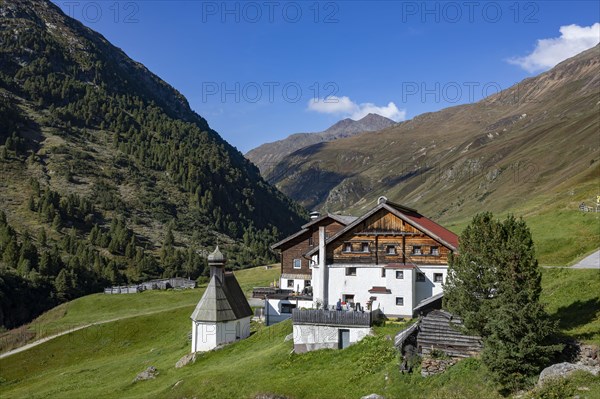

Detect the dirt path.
[
  {"left": 0, "top": 304, "right": 192, "bottom": 360},
  {"left": 542, "top": 249, "right": 600, "bottom": 270}
]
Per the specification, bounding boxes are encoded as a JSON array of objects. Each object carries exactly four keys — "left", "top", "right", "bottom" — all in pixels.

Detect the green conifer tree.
[{"left": 444, "top": 213, "right": 561, "bottom": 393}]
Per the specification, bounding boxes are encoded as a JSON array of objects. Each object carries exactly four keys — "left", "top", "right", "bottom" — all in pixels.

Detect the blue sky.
[{"left": 52, "top": 1, "right": 599, "bottom": 153}]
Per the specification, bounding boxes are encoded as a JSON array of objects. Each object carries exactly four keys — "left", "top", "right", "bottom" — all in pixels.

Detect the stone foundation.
[{"left": 420, "top": 357, "right": 457, "bottom": 377}]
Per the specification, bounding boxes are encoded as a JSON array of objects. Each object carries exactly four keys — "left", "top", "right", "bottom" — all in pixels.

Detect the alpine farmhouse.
[{"left": 262, "top": 196, "right": 459, "bottom": 352}]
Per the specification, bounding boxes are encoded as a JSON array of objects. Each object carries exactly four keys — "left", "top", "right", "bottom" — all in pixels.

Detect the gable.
[
  {"left": 272, "top": 216, "right": 349, "bottom": 251},
  {"left": 330, "top": 208, "right": 451, "bottom": 250}
]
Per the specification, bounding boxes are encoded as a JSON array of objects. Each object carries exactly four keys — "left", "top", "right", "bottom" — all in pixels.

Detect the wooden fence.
[{"left": 104, "top": 277, "right": 195, "bottom": 294}]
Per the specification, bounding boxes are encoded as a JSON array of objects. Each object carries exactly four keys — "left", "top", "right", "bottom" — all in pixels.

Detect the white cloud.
[
  {"left": 307, "top": 96, "right": 357, "bottom": 114},
  {"left": 307, "top": 96, "right": 406, "bottom": 121},
  {"left": 508, "top": 23, "right": 600, "bottom": 73}
]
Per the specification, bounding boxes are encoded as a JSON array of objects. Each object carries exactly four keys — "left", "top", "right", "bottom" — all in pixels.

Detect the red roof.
[{"left": 401, "top": 210, "right": 459, "bottom": 250}]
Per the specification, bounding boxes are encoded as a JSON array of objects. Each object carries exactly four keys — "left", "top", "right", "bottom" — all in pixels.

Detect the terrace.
[{"left": 292, "top": 308, "right": 376, "bottom": 327}]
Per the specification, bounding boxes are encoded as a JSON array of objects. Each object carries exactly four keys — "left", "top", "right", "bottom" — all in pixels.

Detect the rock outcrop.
[
  {"left": 360, "top": 394, "right": 386, "bottom": 399},
  {"left": 578, "top": 344, "right": 599, "bottom": 367},
  {"left": 176, "top": 352, "right": 198, "bottom": 368},
  {"left": 538, "top": 362, "right": 600, "bottom": 387},
  {"left": 254, "top": 394, "right": 289, "bottom": 399},
  {"left": 134, "top": 366, "right": 159, "bottom": 382}
]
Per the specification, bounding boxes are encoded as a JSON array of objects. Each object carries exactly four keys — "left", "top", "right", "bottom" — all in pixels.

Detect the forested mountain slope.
[{"left": 0, "top": 0, "right": 306, "bottom": 329}]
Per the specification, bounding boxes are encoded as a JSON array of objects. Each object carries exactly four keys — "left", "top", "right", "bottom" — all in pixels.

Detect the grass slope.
[
  {"left": 0, "top": 266, "right": 280, "bottom": 353},
  {"left": 1, "top": 267, "right": 599, "bottom": 398},
  {"left": 541, "top": 268, "right": 600, "bottom": 343},
  {"left": 445, "top": 207, "right": 600, "bottom": 266}
]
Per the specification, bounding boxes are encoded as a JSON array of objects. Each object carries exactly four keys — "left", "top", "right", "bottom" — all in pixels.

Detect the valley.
[{"left": 0, "top": 1, "right": 598, "bottom": 398}]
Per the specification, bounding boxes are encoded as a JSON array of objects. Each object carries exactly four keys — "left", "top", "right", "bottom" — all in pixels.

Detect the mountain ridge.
[
  {"left": 264, "top": 45, "right": 600, "bottom": 220},
  {"left": 245, "top": 113, "right": 396, "bottom": 175}
]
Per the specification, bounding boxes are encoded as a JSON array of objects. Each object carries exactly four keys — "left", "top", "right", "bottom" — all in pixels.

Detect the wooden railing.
[{"left": 292, "top": 309, "right": 372, "bottom": 327}]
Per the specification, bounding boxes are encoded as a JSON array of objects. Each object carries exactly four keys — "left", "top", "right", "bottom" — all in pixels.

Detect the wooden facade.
[
  {"left": 327, "top": 209, "right": 451, "bottom": 265},
  {"left": 277, "top": 218, "right": 346, "bottom": 276}
]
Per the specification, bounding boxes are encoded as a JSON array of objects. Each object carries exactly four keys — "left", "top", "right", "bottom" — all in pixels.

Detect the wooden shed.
[{"left": 417, "top": 310, "right": 482, "bottom": 358}]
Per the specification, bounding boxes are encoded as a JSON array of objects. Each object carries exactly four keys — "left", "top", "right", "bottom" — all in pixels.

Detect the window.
[
  {"left": 396, "top": 270, "right": 404, "bottom": 279},
  {"left": 362, "top": 243, "right": 370, "bottom": 253},
  {"left": 308, "top": 237, "right": 313, "bottom": 246},
  {"left": 287, "top": 279, "right": 294, "bottom": 288},
  {"left": 434, "top": 273, "right": 443, "bottom": 283},
  {"left": 281, "top": 303, "right": 296, "bottom": 314},
  {"left": 430, "top": 246, "right": 439, "bottom": 256},
  {"left": 381, "top": 268, "right": 386, "bottom": 278},
  {"left": 386, "top": 245, "right": 396, "bottom": 255},
  {"left": 293, "top": 259, "right": 301, "bottom": 269},
  {"left": 412, "top": 246, "right": 422, "bottom": 255},
  {"left": 304, "top": 279, "right": 311, "bottom": 287},
  {"left": 343, "top": 294, "right": 355, "bottom": 304},
  {"left": 396, "top": 297, "right": 404, "bottom": 306},
  {"left": 346, "top": 267, "right": 357, "bottom": 276},
  {"left": 343, "top": 242, "right": 352, "bottom": 252},
  {"left": 416, "top": 272, "right": 426, "bottom": 282}
]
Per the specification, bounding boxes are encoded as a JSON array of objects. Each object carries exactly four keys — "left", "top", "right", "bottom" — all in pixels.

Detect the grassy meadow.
[{"left": 1, "top": 265, "right": 599, "bottom": 398}]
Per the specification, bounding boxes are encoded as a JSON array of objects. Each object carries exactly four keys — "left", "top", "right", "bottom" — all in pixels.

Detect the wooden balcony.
[{"left": 292, "top": 308, "right": 373, "bottom": 327}]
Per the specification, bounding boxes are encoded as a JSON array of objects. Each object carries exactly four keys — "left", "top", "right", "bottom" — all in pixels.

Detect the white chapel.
[{"left": 190, "top": 246, "right": 253, "bottom": 352}]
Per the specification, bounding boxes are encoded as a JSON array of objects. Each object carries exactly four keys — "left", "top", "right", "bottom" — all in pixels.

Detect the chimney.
[
  {"left": 318, "top": 226, "right": 328, "bottom": 309},
  {"left": 309, "top": 211, "right": 320, "bottom": 220}
]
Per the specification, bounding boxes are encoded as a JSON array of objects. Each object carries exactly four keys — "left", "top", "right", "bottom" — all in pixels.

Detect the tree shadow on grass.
[{"left": 552, "top": 297, "right": 600, "bottom": 333}]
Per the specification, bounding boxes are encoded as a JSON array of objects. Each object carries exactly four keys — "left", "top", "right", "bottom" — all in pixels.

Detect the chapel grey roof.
[{"left": 190, "top": 272, "right": 253, "bottom": 322}]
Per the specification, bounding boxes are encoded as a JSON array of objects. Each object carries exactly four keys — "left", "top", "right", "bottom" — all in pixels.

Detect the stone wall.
[
  {"left": 578, "top": 344, "right": 599, "bottom": 367},
  {"left": 420, "top": 357, "right": 458, "bottom": 377}
]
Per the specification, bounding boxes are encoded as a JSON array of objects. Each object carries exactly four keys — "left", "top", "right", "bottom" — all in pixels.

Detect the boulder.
[
  {"left": 254, "top": 394, "right": 289, "bottom": 399},
  {"left": 176, "top": 352, "right": 197, "bottom": 368},
  {"left": 538, "top": 362, "right": 600, "bottom": 386},
  {"left": 134, "top": 366, "right": 159, "bottom": 382},
  {"left": 361, "top": 394, "right": 385, "bottom": 399}
]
